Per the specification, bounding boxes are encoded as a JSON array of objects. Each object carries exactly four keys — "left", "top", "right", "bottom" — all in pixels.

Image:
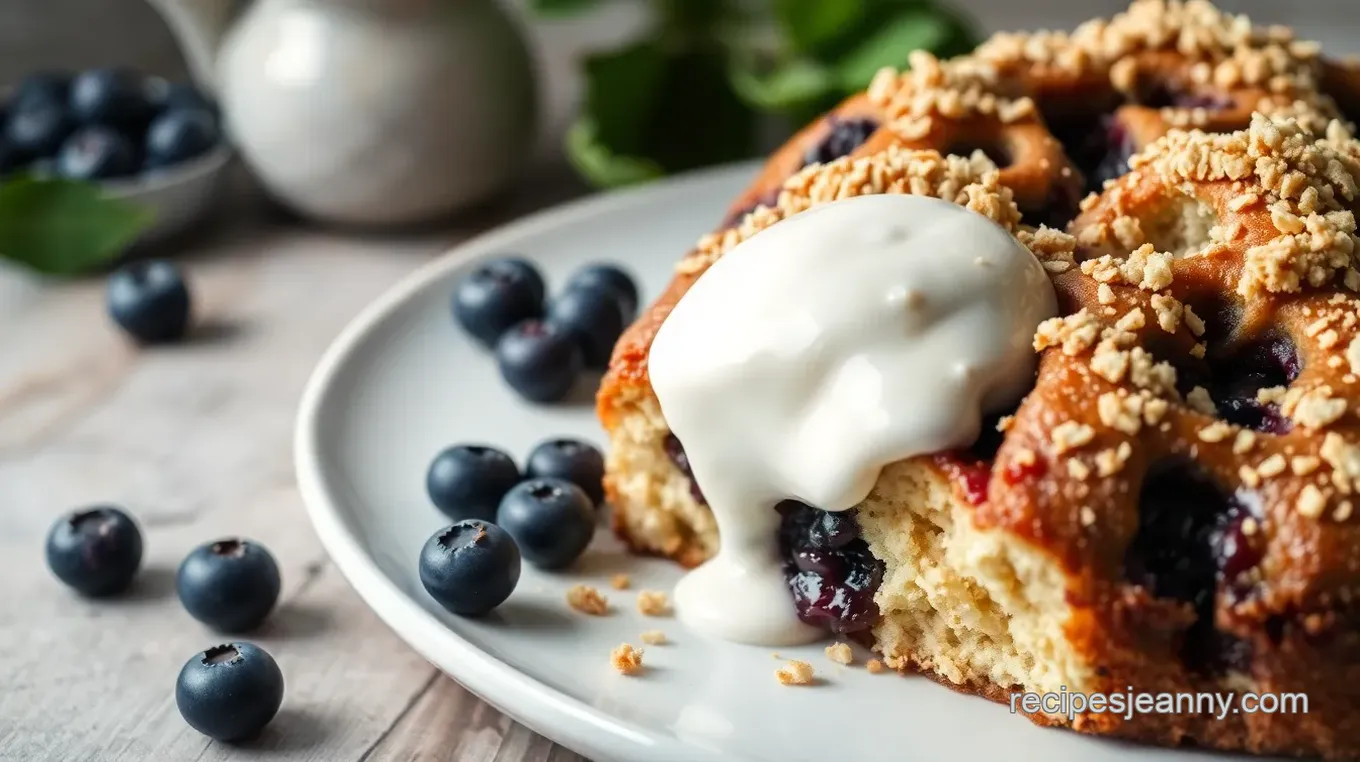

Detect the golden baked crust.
[{"left": 596, "top": 1, "right": 1360, "bottom": 758}]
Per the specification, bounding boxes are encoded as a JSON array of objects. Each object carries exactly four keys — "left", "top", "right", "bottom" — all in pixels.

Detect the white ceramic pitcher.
[{"left": 147, "top": 0, "right": 539, "bottom": 226}]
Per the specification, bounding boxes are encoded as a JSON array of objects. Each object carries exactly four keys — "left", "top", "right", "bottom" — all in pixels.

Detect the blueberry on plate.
[
  {"left": 495, "top": 319, "right": 583, "bottom": 403},
  {"left": 68, "top": 67, "right": 154, "bottom": 129},
  {"left": 106, "top": 259, "right": 193, "bottom": 344},
  {"left": 145, "top": 108, "right": 219, "bottom": 168},
  {"left": 56, "top": 126, "right": 139, "bottom": 180},
  {"left": 547, "top": 284, "right": 625, "bottom": 368},
  {"left": 567, "top": 263, "right": 638, "bottom": 322},
  {"left": 176, "top": 642, "right": 284, "bottom": 742},
  {"left": 5, "top": 101, "right": 73, "bottom": 158},
  {"left": 176, "top": 538, "right": 282, "bottom": 632},
  {"left": 451, "top": 258, "right": 545, "bottom": 347},
  {"left": 525, "top": 438, "right": 605, "bottom": 505},
  {"left": 426, "top": 444, "right": 521, "bottom": 522},
  {"left": 419, "top": 520, "right": 521, "bottom": 616},
  {"left": 45, "top": 506, "right": 143, "bottom": 596},
  {"left": 497, "top": 478, "right": 595, "bottom": 570},
  {"left": 11, "top": 71, "right": 72, "bottom": 111}
]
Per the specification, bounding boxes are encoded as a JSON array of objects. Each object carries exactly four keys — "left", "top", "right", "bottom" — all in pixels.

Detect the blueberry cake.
[{"left": 596, "top": 1, "right": 1360, "bottom": 757}]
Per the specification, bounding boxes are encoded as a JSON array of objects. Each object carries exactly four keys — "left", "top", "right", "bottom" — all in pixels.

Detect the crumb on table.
[
  {"left": 610, "top": 573, "right": 632, "bottom": 590},
  {"left": 825, "top": 642, "right": 854, "bottom": 665},
  {"left": 775, "top": 660, "right": 815, "bottom": 686},
  {"left": 611, "top": 643, "right": 644, "bottom": 675},
  {"left": 866, "top": 659, "right": 886, "bottom": 674},
  {"left": 636, "top": 589, "right": 670, "bottom": 616},
  {"left": 640, "top": 629, "right": 667, "bottom": 645},
  {"left": 567, "top": 584, "right": 609, "bottom": 615}
]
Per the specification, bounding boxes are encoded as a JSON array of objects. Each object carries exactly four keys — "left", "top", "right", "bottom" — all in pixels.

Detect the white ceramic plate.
[{"left": 295, "top": 163, "right": 1272, "bottom": 762}]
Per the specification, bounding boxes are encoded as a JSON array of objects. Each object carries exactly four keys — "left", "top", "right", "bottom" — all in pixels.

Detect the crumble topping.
[
  {"left": 825, "top": 643, "right": 854, "bottom": 665},
  {"left": 611, "top": 643, "right": 644, "bottom": 675},
  {"left": 567, "top": 585, "right": 609, "bottom": 616},
  {"left": 636, "top": 590, "right": 671, "bottom": 616},
  {"left": 775, "top": 660, "right": 816, "bottom": 686},
  {"left": 866, "top": 658, "right": 886, "bottom": 674},
  {"left": 640, "top": 630, "right": 667, "bottom": 645},
  {"left": 610, "top": 573, "right": 632, "bottom": 590},
  {"left": 1052, "top": 422, "right": 1096, "bottom": 454},
  {"left": 1298, "top": 484, "right": 1328, "bottom": 518}
]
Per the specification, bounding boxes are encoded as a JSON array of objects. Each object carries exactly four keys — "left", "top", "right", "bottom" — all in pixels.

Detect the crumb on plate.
[
  {"left": 866, "top": 659, "right": 886, "bottom": 674},
  {"left": 611, "top": 643, "right": 644, "bottom": 675},
  {"left": 640, "top": 629, "right": 667, "bottom": 645},
  {"left": 825, "top": 642, "right": 854, "bottom": 665},
  {"left": 567, "top": 584, "right": 608, "bottom": 615},
  {"left": 636, "top": 589, "right": 670, "bottom": 616},
  {"left": 775, "top": 660, "right": 815, "bottom": 686},
  {"left": 610, "top": 573, "right": 631, "bottom": 590}
]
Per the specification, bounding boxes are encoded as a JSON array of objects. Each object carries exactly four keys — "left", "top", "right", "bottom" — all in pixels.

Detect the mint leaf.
[
  {"left": 564, "top": 117, "right": 665, "bottom": 188},
  {"left": 0, "top": 176, "right": 154, "bottom": 276},
  {"left": 729, "top": 56, "right": 836, "bottom": 112},
  {"left": 527, "top": 0, "right": 601, "bottom": 17},
  {"left": 568, "top": 40, "right": 758, "bottom": 188},
  {"left": 772, "top": 0, "right": 867, "bottom": 55},
  {"left": 834, "top": 8, "right": 951, "bottom": 89}
]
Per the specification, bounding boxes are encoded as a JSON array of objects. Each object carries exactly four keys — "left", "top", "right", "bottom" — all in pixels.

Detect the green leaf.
[
  {"left": 729, "top": 56, "right": 836, "bottom": 112},
  {"left": 772, "top": 0, "right": 867, "bottom": 55},
  {"left": 527, "top": 0, "right": 602, "bottom": 17},
  {"left": 567, "top": 40, "right": 759, "bottom": 188},
  {"left": 0, "top": 176, "right": 154, "bottom": 276},
  {"left": 564, "top": 117, "right": 665, "bottom": 188},
  {"left": 833, "top": 8, "right": 951, "bottom": 90}
]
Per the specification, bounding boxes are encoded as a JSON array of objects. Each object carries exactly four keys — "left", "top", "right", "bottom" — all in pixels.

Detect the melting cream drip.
[{"left": 648, "top": 194, "right": 1058, "bottom": 646}]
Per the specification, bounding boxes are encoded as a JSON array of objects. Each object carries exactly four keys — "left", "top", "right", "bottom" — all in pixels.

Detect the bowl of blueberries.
[{"left": 1, "top": 67, "right": 231, "bottom": 246}]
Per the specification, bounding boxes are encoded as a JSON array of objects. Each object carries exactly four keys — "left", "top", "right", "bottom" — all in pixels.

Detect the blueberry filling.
[
  {"left": 1123, "top": 460, "right": 1263, "bottom": 675},
  {"left": 802, "top": 117, "right": 879, "bottom": 168},
  {"left": 1204, "top": 337, "right": 1299, "bottom": 435},
  {"left": 778, "top": 501, "right": 883, "bottom": 634},
  {"left": 1140, "top": 84, "right": 1233, "bottom": 112},
  {"left": 663, "top": 433, "right": 707, "bottom": 505}
]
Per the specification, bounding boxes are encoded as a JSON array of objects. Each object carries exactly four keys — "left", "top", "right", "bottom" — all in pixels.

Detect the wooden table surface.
[{"left": 0, "top": 164, "right": 595, "bottom": 762}]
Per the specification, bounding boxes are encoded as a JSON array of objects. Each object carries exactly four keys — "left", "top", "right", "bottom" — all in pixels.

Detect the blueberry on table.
[
  {"left": 56, "top": 126, "right": 138, "bottom": 180},
  {"left": 419, "top": 520, "right": 521, "bottom": 616},
  {"left": 176, "top": 642, "right": 284, "bottom": 742},
  {"left": 497, "top": 478, "right": 595, "bottom": 570},
  {"left": 45, "top": 506, "right": 143, "bottom": 596},
  {"left": 145, "top": 108, "right": 219, "bottom": 168},
  {"left": 525, "top": 438, "right": 606, "bottom": 505},
  {"left": 4, "top": 101, "right": 73, "bottom": 158},
  {"left": 452, "top": 258, "right": 546, "bottom": 347},
  {"left": 68, "top": 67, "right": 154, "bottom": 129},
  {"left": 567, "top": 263, "right": 639, "bottom": 323},
  {"left": 495, "top": 319, "right": 583, "bottom": 403},
  {"left": 11, "top": 71, "right": 72, "bottom": 111},
  {"left": 106, "top": 260, "right": 193, "bottom": 344},
  {"left": 426, "top": 444, "right": 521, "bottom": 522},
  {"left": 176, "top": 539, "right": 282, "bottom": 632},
  {"left": 547, "top": 284, "right": 626, "bottom": 368}
]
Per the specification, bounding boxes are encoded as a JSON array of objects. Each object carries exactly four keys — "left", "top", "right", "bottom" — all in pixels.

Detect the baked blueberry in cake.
[{"left": 596, "top": 1, "right": 1360, "bottom": 758}]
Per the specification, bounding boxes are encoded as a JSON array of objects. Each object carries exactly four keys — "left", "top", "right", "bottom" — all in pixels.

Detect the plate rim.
[{"left": 293, "top": 160, "right": 761, "bottom": 762}]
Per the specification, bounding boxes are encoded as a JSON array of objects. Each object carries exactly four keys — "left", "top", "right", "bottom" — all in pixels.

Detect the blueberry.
[
  {"left": 176, "top": 642, "right": 284, "bottom": 742},
  {"left": 107, "top": 260, "right": 193, "bottom": 344},
  {"left": 496, "top": 478, "right": 595, "bottom": 570},
  {"left": 68, "top": 68, "right": 154, "bottom": 129},
  {"left": 56, "top": 126, "right": 138, "bottom": 180},
  {"left": 45, "top": 506, "right": 143, "bottom": 596},
  {"left": 5, "top": 101, "right": 73, "bottom": 158},
  {"left": 567, "top": 264, "right": 638, "bottom": 322},
  {"left": 452, "top": 258, "right": 545, "bottom": 347},
  {"left": 419, "top": 520, "right": 521, "bottom": 616},
  {"left": 495, "top": 319, "right": 583, "bottom": 403},
  {"left": 525, "top": 438, "right": 605, "bottom": 505},
  {"left": 145, "top": 108, "right": 219, "bottom": 168},
  {"left": 425, "top": 444, "right": 521, "bottom": 522},
  {"left": 547, "top": 285, "right": 625, "bottom": 368},
  {"left": 11, "top": 71, "right": 72, "bottom": 111},
  {"left": 803, "top": 117, "right": 879, "bottom": 167},
  {"left": 176, "top": 539, "right": 282, "bottom": 632},
  {"left": 161, "top": 82, "right": 219, "bottom": 118}
]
